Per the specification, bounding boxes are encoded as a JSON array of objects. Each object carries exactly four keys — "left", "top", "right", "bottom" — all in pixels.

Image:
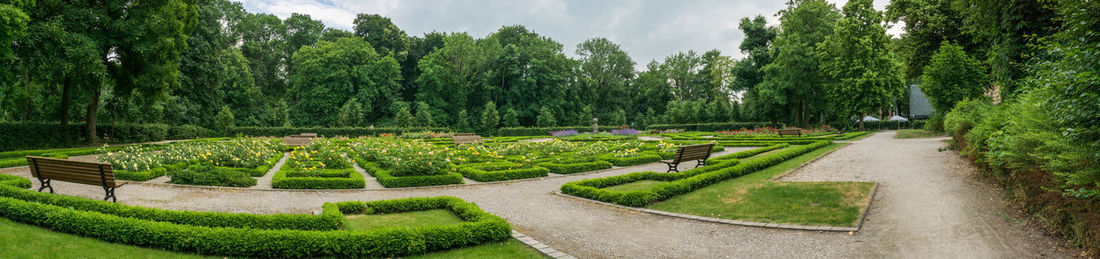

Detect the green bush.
[
  {"left": 710, "top": 144, "right": 789, "bottom": 161},
  {"left": 229, "top": 126, "right": 449, "bottom": 138},
  {"left": 456, "top": 162, "right": 549, "bottom": 182},
  {"left": 598, "top": 153, "right": 662, "bottom": 166},
  {"left": 943, "top": 98, "right": 994, "bottom": 146},
  {"left": 0, "top": 176, "right": 510, "bottom": 257},
  {"left": 536, "top": 160, "right": 613, "bottom": 174},
  {"left": 495, "top": 126, "right": 620, "bottom": 136},
  {"left": 562, "top": 141, "right": 830, "bottom": 207},
  {"left": 354, "top": 158, "right": 464, "bottom": 188},
  {"left": 0, "top": 123, "right": 213, "bottom": 152},
  {"left": 168, "top": 164, "right": 257, "bottom": 187},
  {"left": 272, "top": 165, "right": 365, "bottom": 189}
]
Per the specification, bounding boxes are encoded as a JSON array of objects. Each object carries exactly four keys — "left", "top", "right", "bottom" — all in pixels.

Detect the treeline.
[{"left": 1, "top": 0, "right": 916, "bottom": 142}]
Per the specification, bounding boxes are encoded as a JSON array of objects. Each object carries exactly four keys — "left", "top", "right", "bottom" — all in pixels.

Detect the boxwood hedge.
[
  {"left": 536, "top": 160, "right": 613, "bottom": 174},
  {"left": 599, "top": 153, "right": 662, "bottom": 166},
  {"left": 561, "top": 141, "right": 831, "bottom": 207},
  {"left": 456, "top": 162, "right": 550, "bottom": 182},
  {"left": 0, "top": 176, "right": 510, "bottom": 257},
  {"left": 350, "top": 155, "right": 464, "bottom": 188},
  {"left": 272, "top": 164, "right": 365, "bottom": 189}
]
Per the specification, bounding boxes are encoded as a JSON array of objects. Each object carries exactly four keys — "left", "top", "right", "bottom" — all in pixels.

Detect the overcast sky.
[{"left": 238, "top": 0, "right": 900, "bottom": 66}]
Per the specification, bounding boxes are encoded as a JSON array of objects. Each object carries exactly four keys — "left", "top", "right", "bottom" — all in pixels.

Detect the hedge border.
[
  {"left": 599, "top": 153, "right": 662, "bottom": 166},
  {"left": 561, "top": 141, "right": 831, "bottom": 207},
  {"left": 0, "top": 175, "right": 510, "bottom": 257},
  {"left": 536, "top": 160, "right": 614, "bottom": 174},
  {"left": 351, "top": 156, "right": 465, "bottom": 188},
  {"left": 272, "top": 164, "right": 365, "bottom": 189},
  {"left": 456, "top": 162, "right": 550, "bottom": 182}
]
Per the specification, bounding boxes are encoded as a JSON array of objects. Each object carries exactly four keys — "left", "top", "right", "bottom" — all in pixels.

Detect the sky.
[{"left": 238, "top": 0, "right": 901, "bottom": 65}]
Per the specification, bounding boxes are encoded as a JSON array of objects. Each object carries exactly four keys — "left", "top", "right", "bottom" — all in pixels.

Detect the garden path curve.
[{"left": 0, "top": 132, "right": 1080, "bottom": 258}]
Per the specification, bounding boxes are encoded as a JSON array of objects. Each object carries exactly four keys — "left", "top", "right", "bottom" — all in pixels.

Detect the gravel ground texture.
[{"left": 0, "top": 133, "right": 1083, "bottom": 258}]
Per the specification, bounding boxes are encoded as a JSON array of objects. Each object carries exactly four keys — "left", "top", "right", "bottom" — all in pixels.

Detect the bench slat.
[{"left": 27, "top": 156, "right": 118, "bottom": 187}]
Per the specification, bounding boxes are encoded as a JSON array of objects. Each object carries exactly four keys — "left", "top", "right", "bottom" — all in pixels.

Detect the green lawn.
[
  {"left": 896, "top": 129, "right": 946, "bottom": 139},
  {"left": 345, "top": 209, "right": 465, "bottom": 230},
  {"left": 645, "top": 143, "right": 876, "bottom": 227},
  {"left": 0, "top": 210, "right": 545, "bottom": 258}
]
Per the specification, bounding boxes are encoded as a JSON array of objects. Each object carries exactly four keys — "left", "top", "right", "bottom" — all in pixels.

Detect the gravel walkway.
[{"left": 0, "top": 135, "right": 1082, "bottom": 258}]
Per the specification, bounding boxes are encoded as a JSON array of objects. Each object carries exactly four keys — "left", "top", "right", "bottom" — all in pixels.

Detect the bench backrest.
[
  {"left": 453, "top": 134, "right": 482, "bottom": 144},
  {"left": 778, "top": 128, "right": 802, "bottom": 136},
  {"left": 673, "top": 143, "right": 715, "bottom": 162},
  {"left": 26, "top": 156, "right": 117, "bottom": 187}
]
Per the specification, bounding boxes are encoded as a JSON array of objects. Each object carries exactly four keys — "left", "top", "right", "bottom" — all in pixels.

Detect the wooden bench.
[
  {"left": 452, "top": 133, "right": 482, "bottom": 144},
  {"left": 26, "top": 156, "right": 119, "bottom": 202},
  {"left": 661, "top": 143, "right": 715, "bottom": 172},
  {"left": 778, "top": 128, "right": 802, "bottom": 137},
  {"left": 282, "top": 133, "right": 318, "bottom": 147}
]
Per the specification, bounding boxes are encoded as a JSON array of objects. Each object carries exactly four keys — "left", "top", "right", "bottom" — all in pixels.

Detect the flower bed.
[
  {"left": 99, "top": 138, "right": 283, "bottom": 181},
  {"left": 0, "top": 176, "right": 509, "bottom": 257},
  {"left": 561, "top": 141, "right": 831, "bottom": 207},
  {"left": 352, "top": 158, "right": 464, "bottom": 188},
  {"left": 273, "top": 140, "right": 363, "bottom": 189}
]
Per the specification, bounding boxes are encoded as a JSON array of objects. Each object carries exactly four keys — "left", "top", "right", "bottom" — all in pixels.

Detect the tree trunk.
[
  {"left": 86, "top": 86, "right": 100, "bottom": 144},
  {"left": 60, "top": 76, "right": 72, "bottom": 126},
  {"left": 858, "top": 113, "right": 866, "bottom": 131},
  {"left": 22, "top": 69, "right": 31, "bottom": 122}
]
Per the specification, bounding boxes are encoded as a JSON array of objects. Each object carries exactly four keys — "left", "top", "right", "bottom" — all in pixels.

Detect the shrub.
[
  {"left": 272, "top": 164, "right": 365, "bottom": 189},
  {"left": 562, "top": 141, "right": 830, "bottom": 207},
  {"left": 354, "top": 158, "right": 464, "bottom": 188},
  {"left": 228, "top": 126, "right": 449, "bottom": 138},
  {"left": 599, "top": 153, "right": 661, "bottom": 166},
  {"left": 536, "top": 160, "right": 613, "bottom": 174},
  {"left": 646, "top": 122, "right": 774, "bottom": 132},
  {"left": 169, "top": 164, "right": 257, "bottom": 187},
  {"left": 0, "top": 123, "right": 213, "bottom": 151},
  {"left": 456, "top": 162, "right": 549, "bottom": 182}
]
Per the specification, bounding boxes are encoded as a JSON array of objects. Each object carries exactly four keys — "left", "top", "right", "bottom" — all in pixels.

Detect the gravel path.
[{"left": 0, "top": 135, "right": 1081, "bottom": 258}]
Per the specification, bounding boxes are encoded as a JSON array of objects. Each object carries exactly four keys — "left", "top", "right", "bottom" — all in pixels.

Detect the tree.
[
  {"left": 289, "top": 37, "right": 402, "bottom": 126},
  {"left": 392, "top": 101, "right": 414, "bottom": 127},
  {"left": 536, "top": 106, "right": 557, "bottom": 127},
  {"left": 455, "top": 109, "right": 470, "bottom": 132},
  {"left": 337, "top": 98, "right": 363, "bottom": 127},
  {"left": 608, "top": 109, "right": 627, "bottom": 126},
  {"left": 921, "top": 42, "right": 987, "bottom": 113},
  {"left": 485, "top": 25, "right": 574, "bottom": 126},
  {"left": 818, "top": 0, "right": 904, "bottom": 130},
  {"left": 576, "top": 38, "right": 635, "bottom": 116},
  {"left": 321, "top": 28, "right": 355, "bottom": 42},
  {"left": 480, "top": 101, "right": 499, "bottom": 132},
  {"left": 214, "top": 106, "right": 235, "bottom": 133},
  {"left": 353, "top": 14, "right": 409, "bottom": 61},
  {"left": 283, "top": 13, "right": 325, "bottom": 73},
  {"left": 414, "top": 101, "right": 433, "bottom": 126},
  {"left": 416, "top": 33, "right": 485, "bottom": 125},
  {"left": 501, "top": 107, "right": 519, "bottom": 127},
  {"left": 885, "top": 0, "right": 977, "bottom": 80},
  {"left": 955, "top": 0, "right": 1058, "bottom": 98},
  {"left": 661, "top": 51, "right": 706, "bottom": 101},
  {"left": 175, "top": 0, "right": 249, "bottom": 127},
  {"left": 756, "top": 0, "right": 839, "bottom": 125},
  {"left": 238, "top": 13, "right": 289, "bottom": 102}
]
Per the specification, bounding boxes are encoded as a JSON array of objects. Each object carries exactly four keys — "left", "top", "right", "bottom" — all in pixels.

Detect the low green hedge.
[
  {"left": 272, "top": 164, "right": 365, "bottom": 189},
  {"left": 495, "top": 126, "right": 620, "bottom": 136},
  {"left": 562, "top": 141, "right": 830, "bottom": 207},
  {"left": 168, "top": 164, "right": 258, "bottom": 187},
  {"left": 599, "top": 153, "right": 662, "bottom": 166},
  {"left": 0, "top": 123, "right": 212, "bottom": 151},
  {"left": 0, "top": 180, "right": 342, "bottom": 230},
  {"left": 456, "top": 162, "right": 549, "bottom": 182},
  {"left": 710, "top": 144, "right": 789, "bottom": 161},
  {"left": 350, "top": 155, "right": 464, "bottom": 188},
  {"left": 230, "top": 126, "right": 449, "bottom": 138},
  {"left": 536, "top": 160, "right": 613, "bottom": 174},
  {"left": 831, "top": 131, "right": 872, "bottom": 140},
  {"left": 114, "top": 162, "right": 190, "bottom": 181},
  {"left": 0, "top": 175, "right": 511, "bottom": 257}
]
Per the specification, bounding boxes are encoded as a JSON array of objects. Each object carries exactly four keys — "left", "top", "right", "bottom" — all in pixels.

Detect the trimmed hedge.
[
  {"left": 355, "top": 160, "right": 464, "bottom": 188},
  {"left": 168, "top": 164, "right": 257, "bottom": 187},
  {"left": 0, "top": 123, "right": 212, "bottom": 151},
  {"left": 495, "top": 126, "right": 621, "bottom": 136},
  {"left": 599, "top": 153, "right": 662, "bottom": 166},
  {"left": 272, "top": 164, "right": 365, "bottom": 189},
  {"left": 646, "top": 122, "right": 774, "bottom": 132},
  {"left": 562, "top": 141, "right": 831, "bottom": 207},
  {"left": 710, "top": 144, "right": 789, "bottom": 161},
  {"left": 114, "top": 162, "right": 189, "bottom": 181},
  {"left": 456, "top": 162, "right": 550, "bottom": 182},
  {"left": 0, "top": 181, "right": 342, "bottom": 230},
  {"left": 831, "top": 131, "right": 873, "bottom": 140},
  {"left": 230, "top": 126, "right": 449, "bottom": 138},
  {"left": 0, "top": 175, "right": 510, "bottom": 257},
  {"left": 536, "top": 160, "right": 613, "bottom": 174}
]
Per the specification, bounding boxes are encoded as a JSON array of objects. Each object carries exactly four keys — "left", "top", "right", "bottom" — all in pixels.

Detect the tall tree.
[
  {"left": 955, "top": 0, "right": 1058, "bottom": 98},
  {"left": 575, "top": 38, "right": 635, "bottom": 117},
  {"left": 731, "top": 15, "right": 779, "bottom": 121},
  {"left": 757, "top": 0, "right": 840, "bottom": 125},
  {"left": 485, "top": 25, "right": 574, "bottom": 126},
  {"left": 289, "top": 37, "right": 402, "bottom": 126},
  {"left": 238, "top": 13, "right": 288, "bottom": 101},
  {"left": 885, "top": 0, "right": 976, "bottom": 80},
  {"left": 283, "top": 13, "right": 325, "bottom": 73},
  {"left": 415, "top": 33, "right": 485, "bottom": 125},
  {"left": 352, "top": 14, "right": 410, "bottom": 61},
  {"left": 661, "top": 51, "right": 706, "bottom": 102},
  {"left": 817, "top": 0, "right": 904, "bottom": 130},
  {"left": 175, "top": 0, "right": 248, "bottom": 127},
  {"left": 920, "top": 41, "right": 986, "bottom": 113}
]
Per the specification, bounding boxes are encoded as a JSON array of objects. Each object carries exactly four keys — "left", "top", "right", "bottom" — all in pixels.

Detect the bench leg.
[
  {"left": 666, "top": 163, "right": 679, "bottom": 173},
  {"left": 103, "top": 186, "right": 116, "bottom": 203},
  {"left": 696, "top": 159, "right": 706, "bottom": 168},
  {"left": 36, "top": 178, "right": 53, "bottom": 193}
]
